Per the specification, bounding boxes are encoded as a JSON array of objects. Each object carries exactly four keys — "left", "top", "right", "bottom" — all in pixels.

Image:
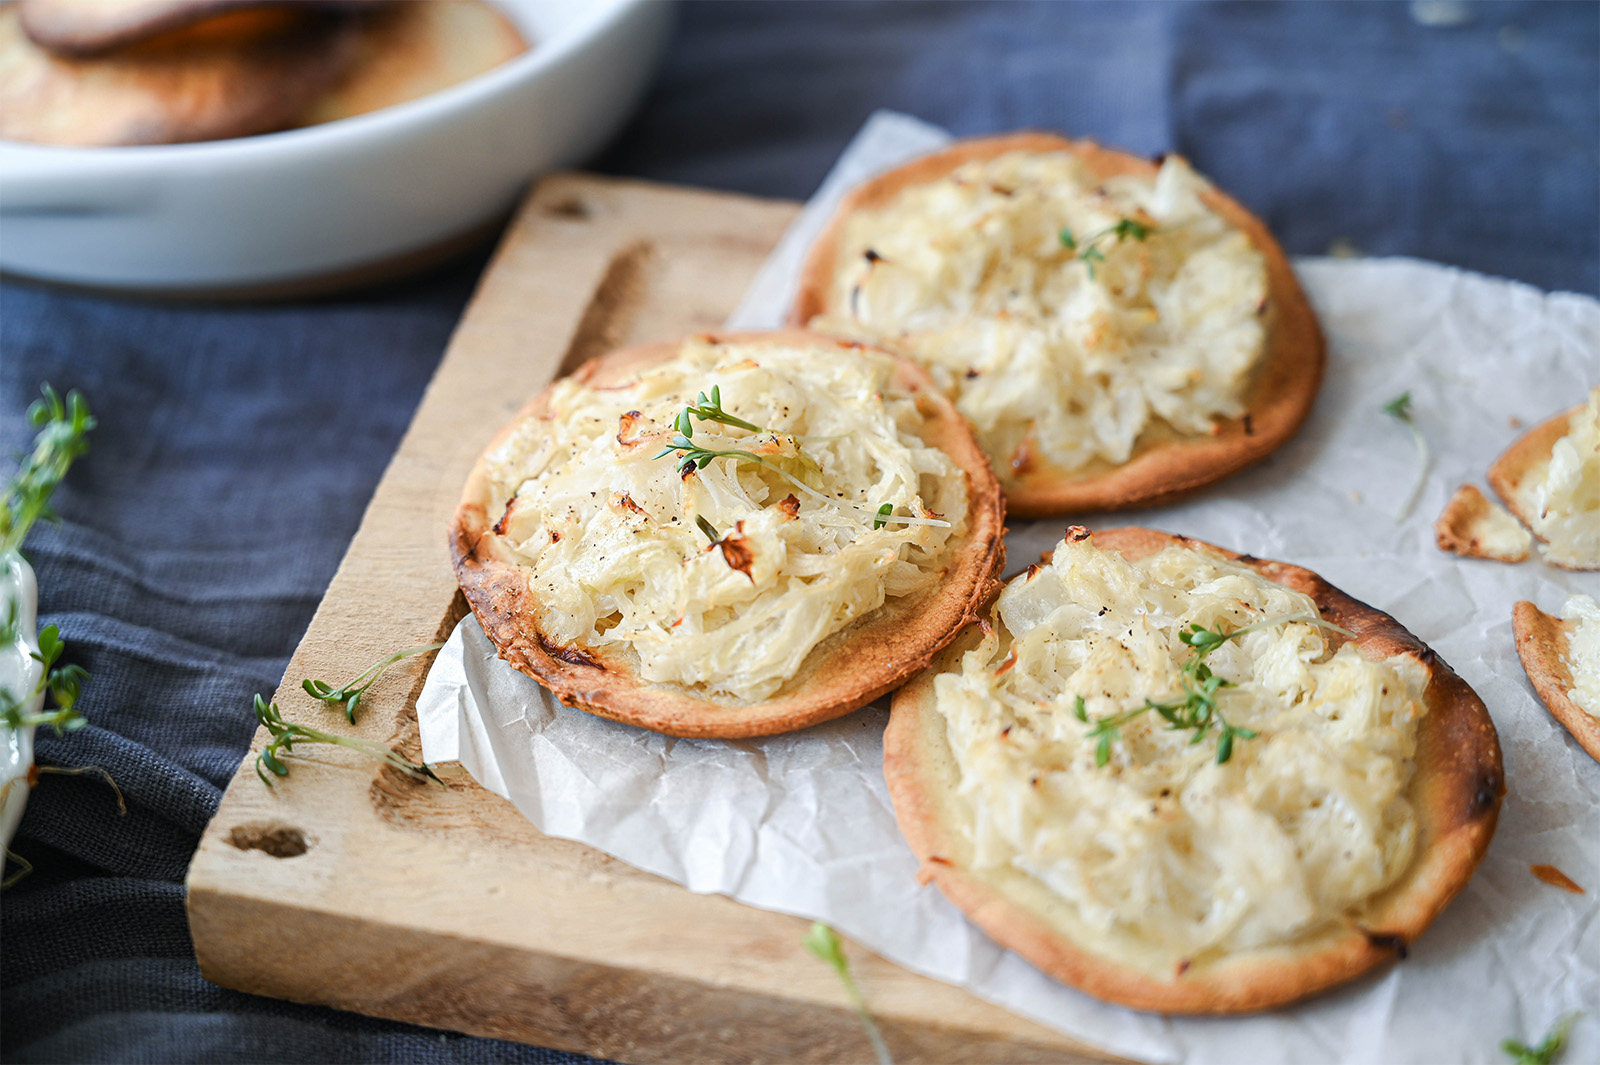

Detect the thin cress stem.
[
  {"left": 303, "top": 642, "right": 446, "bottom": 723},
  {"left": 1396, "top": 419, "right": 1429, "bottom": 521},
  {"left": 804, "top": 923, "right": 893, "bottom": 1065},
  {"left": 1383, "top": 392, "right": 1429, "bottom": 522},
  {"left": 656, "top": 384, "right": 948, "bottom": 528},
  {"left": 1081, "top": 613, "right": 1348, "bottom": 766}
]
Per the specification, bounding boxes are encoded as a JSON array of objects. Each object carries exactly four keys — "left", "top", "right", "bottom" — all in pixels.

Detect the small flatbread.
[
  {"left": 1435, "top": 484, "right": 1531, "bottom": 562},
  {"left": 18, "top": 0, "right": 323, "bottom": 56},
  {"left": 791, "top": 132, "right": 1325, "bottom": 518},
  {"left": 449, "top": 331, "right": 1007, "bottom": 739},
  {"left": 298, "top": 0, "right": 527, "bottom": 126},
  {"left": 0, "top": 3, "right": 356, "bottom": 146},
  {"left": 1512, "top": 601, "right": 1600, "bottom": 764},
  {"left": 1487, "top": 403, "right": 1597, "bottom": 571},
  {"left": 885, "top": 527, "right": 1503, "bottom": 1013}
]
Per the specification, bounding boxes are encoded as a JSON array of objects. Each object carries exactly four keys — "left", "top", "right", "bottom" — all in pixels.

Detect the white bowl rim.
[{"left": 0, "top": 0, "right": 655, "bottom": 166}]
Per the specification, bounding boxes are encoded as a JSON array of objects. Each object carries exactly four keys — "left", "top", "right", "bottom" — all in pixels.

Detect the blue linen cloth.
[{"left": 2, "top": 3, "right": 1594, "bottom": 1062}]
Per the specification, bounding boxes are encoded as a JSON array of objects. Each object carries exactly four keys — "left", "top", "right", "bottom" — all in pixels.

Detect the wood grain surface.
[{"left": 184, "top": 173, "right": 1117, "bottom": 1064}]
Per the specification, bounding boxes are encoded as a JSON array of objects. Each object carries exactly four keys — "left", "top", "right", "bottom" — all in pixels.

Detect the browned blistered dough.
[
  {"left": 885, "top": 527, "right": 1503, "bottom": 1014},
  {"left": 449, "top": 330, "right": 1007, "bottom": 739},
  {"left": 791, "top": 132, "right": 1326, "bottom": 518},
  {"left": 1513, "top": 601, "right": 1600, "bottom": 764}
]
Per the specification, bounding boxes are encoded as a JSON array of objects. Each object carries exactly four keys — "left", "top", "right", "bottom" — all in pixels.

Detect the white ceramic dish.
[{"left": 0, "top": 0, "right": 674, "bottom": 295}]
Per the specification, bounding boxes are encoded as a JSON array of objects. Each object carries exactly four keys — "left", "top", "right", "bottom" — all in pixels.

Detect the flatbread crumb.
[{"left": 1435, "top": 484, "right": 1531, "bottom": 562}]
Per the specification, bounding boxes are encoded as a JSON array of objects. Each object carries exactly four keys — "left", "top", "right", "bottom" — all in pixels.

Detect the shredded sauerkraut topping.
[
  {"left": 1527, "top": 387, "right": 1600, "bottom": 568},
  {"left": 1560, "top": 593, "right": 1600, "bottom": 718},
  {"left": 481, "top": 336, "right": 968, "bottom": 701},
  {"left": 932, "top": 532, "right": 1428, "bottom": 971},
  {"left": 809, "top": 150, "right": 1268, "bottom": 482}
]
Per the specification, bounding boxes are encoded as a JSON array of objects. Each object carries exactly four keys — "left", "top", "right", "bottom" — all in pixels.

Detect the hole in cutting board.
[
  {"left": 227, "top": 822, "right": 311, "bottom": 858},
  {"left": 545, "top": 196, "right": 592, "bottom": 220}
]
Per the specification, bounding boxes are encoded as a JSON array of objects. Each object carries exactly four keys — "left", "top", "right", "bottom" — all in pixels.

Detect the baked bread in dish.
[
  {"left": 885, "top": 526, "right": 1502, "bottom": 1013},
  {"left": 15, "top": 0, "right": 374, "bottom": 56},
  {"left": 450, "top": 331, "right": 1006, "bottom": 739},
  {"left": 791, "top": 132, "right": 1324, "bottom": 517},
  {"left": 0, "top": 1, "right": 356, "bottom": 145},
  {"left": 1513, "top": 598, "right": 1600, "bottom": 763},
  {"left": 1488, "top": 387, "right": 1600, "bottom": 570},
  {"left": 296, "top": 0, "right": 526, "bottom": 126}
]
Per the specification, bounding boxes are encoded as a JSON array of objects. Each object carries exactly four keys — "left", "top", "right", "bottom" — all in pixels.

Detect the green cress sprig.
[
  {"left": 1078, "top": 613, "right": 1354, "bottom": 766},
  {"left": 0, "top": 622, "right": 89, "bottom": 736},
  {"left": 1059, "top": 217, "right": 1154, "bottom": 281},
  {"left": 2, "top": 385, "right": 96, "bottom": 736},
  {"left": 252, "top": 694, "right": 441, "bottom": 788},
  {"left": 653, "top": 385, "right": 948, "bottom": 531},
  {"left": 302, "top": 642, "right": 445, "bottom": 724},
  {"left": 2, "top": 385, "right": 95, "bottom": 556},
  {"left": 804, "top": 922, "right": 892, "bottom": 1065},
  {"left": 1383, "top": 391, "right": 1430, "bottom": 522},
  {"left": 1503, "top": 1013, "right": 1582, "bottom": 1065}
]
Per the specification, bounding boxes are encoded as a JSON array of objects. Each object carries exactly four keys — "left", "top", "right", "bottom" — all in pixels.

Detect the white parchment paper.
[{"left": 419, "top": 112, "right": 1600, "bottom": 1064}]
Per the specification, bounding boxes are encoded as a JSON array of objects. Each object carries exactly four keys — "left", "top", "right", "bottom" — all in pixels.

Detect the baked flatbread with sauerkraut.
[
  {"left": 1513, "top": 598, "right": 1600, "bottom": 763},
  {"left": 450, "top": 331, "right": 1005, "bottom": 738},
  {"left": 1489, "top": 388, "right": 1600, "bottom": 570},
  {"left": 792, "top": 132, "right": 1324, "bottom": 517},
  {"left": 885, "top": 527, "right": 1501, "bottom": 1013}
]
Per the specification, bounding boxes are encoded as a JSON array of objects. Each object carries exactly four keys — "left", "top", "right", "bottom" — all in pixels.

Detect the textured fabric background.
[{"left": 2, "top": 2, "right": 1595, "bottom": 1062}]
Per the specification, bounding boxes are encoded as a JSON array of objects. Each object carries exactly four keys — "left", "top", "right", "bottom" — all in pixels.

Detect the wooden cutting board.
[{"left": 185, "top": 173, "right": 1117, "bottom": 1065}]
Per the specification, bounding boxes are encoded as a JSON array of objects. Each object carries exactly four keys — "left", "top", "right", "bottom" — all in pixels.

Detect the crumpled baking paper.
[{"left": 418, "top": 111, "right": 1600, "bottom": 1064}]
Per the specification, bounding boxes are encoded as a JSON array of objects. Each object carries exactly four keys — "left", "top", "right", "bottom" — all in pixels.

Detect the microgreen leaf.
[
  {"left": 3, "top": 385, "right": 95, "bottom": 556},
  {"left": 252, "top": 693, "right": 441, "bottom": 788},
  {"left": 1, "top": 625, "right": 89, "bottom": 735},
  {"left": 1383, "top": 391, "right": 1430, "bottom": 522},
  {"left": 1112, "top": 217, "right": 1152, "bottom": 242},
  {"left": 1083, "top": 613, "right": 1349, "bottom": 767},
  {"left": 654, "top": 385, "right": 951, "bottom": 532},
  {"left": 695, "top": 515, "right": 720, "bottom": 544},
  {"left": 300, "top": 642, "right": 445, "bottom": 724},
  {"left": 1503, "top": 1013, "right": 1582, "bottom": 1064},
  {"left": 1059, "top": 216, "right": 1155, "bottom": 282},
  {"left": 804, "top": 922, "right": 892, "bottom": 1065}
]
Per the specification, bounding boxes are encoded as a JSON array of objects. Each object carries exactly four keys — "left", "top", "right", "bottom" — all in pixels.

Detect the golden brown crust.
[
  {"left": 450, "top": 330, "right": 1007, "bottom": 739},
  {"left": 19, "top": 0, "right": 319, "bottom": 56},
  {"left": 1434, "top": 484, "right": 1530, "bottom": 562},
  {"left": 298, "top": 0, "right": 526, "bottom": 126},
  {"left": 885, "top": 526, "right": 1502, "bottom": 1014},
  {"left": 1487, "top": 404, "right": 1599, "bottom": 571},
  {"left": 1512, "top": 601, "right": 1600, "bottom": 764},
  {"left": 790, "top": 132, "right": 1326, "bottom": 518},
  {"left": 0, "top": 2, "right": 358, "bottom": 146}
]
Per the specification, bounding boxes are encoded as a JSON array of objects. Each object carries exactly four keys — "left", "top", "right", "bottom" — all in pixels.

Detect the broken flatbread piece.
[{"left": 1435, "top": 484, "right": 1531, "bottom": 562}]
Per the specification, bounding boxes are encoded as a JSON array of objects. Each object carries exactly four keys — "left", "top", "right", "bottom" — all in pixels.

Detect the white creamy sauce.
[
  {"left": 481, "top": 337, "right": 967, "bottom": 701},
  {"left": 809, "top": 151, "right": 1268, "bottom": 481},
  {"left": 931, "top": 533, "right": 1428, "bottom": 971},
  {"left": 1527, "top": 386, "right": 1600, "bottom": 568},
  {"left": 1560, "top": 593, "right": 1600, "bottom": 718}
]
